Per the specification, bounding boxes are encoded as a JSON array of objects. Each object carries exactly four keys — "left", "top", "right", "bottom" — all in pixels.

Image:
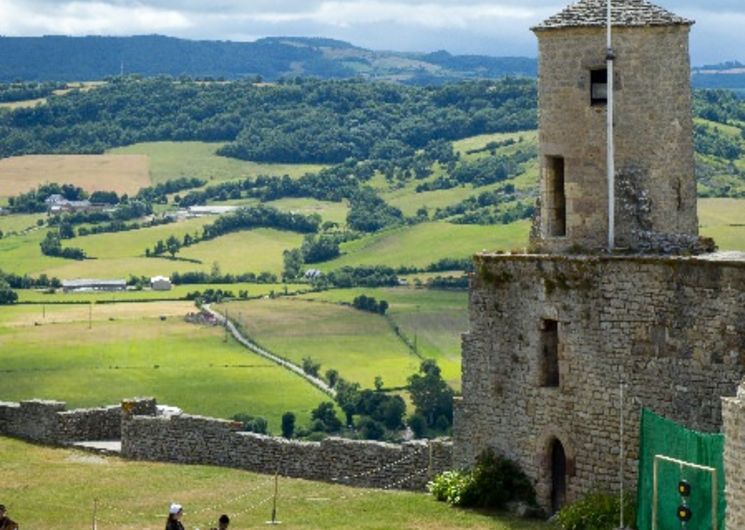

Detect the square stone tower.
[
  {"left": 454, "top": 0, "right": 745, "bottom": 516},
  {"left": 532, "top": 0, "right": 698, "bottom": 253}
]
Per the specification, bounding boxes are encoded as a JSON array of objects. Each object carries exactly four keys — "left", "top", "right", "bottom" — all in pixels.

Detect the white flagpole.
[{"left": 607, "top": 0, "right": 615, "bottom": 251}]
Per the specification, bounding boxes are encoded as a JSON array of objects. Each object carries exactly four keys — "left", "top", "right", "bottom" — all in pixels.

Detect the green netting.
[{"left": 636, "top": 409, "right": 726, "bottom": 530}]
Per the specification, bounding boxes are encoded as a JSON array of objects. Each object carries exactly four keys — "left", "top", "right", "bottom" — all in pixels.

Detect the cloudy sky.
[{"left": 0, "top": 0, "right": 742, "bottom": 65}]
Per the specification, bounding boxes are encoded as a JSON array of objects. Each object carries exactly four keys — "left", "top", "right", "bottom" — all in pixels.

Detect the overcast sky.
[{"left": 0, "top": 0, "right": 742, "bottom": 65}]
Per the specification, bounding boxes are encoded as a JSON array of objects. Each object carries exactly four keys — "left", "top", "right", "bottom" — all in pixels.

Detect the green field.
[
  {"left": 219, "top": 298, "right": 421, "bottom": 390},
  {"left": 0, "top": 219, "right": 304, "bottom": 278},
  {"left": 0, "top": 437, "right": 547, "bottom": 530},
  {"left": 0, "top": 212, "right": 44, "bottom": 234},
  {"left": 265, "top": 197, "right": 350, "bottom": 226},
  {"left": 0, "top": 301, "right": 327, "bottom": 429},
  {"left": 109, "top": 141, "right": 326, "bottom": 185},
  {"left": 698, "top": 198, "right": 745, "bottom": 251},
  {"left": 321, "top": 221, "right": 530, "bottom": 271},
  {"left": 298, "top": 287, "right": 468, "bottom": 389}
]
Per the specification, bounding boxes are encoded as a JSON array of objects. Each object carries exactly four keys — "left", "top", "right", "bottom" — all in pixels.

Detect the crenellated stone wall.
[
  {"left": 454, "top": 252, "right": 745, "bottom": 510},
  {"left": 0, "top": 398, "right": 156, "bottom": 444},
  {"left": 122, "top": 412, "right": 452, "bottom": 490},
  {"left": 721, "top": 383, "right": 745, "bottom": 529}
]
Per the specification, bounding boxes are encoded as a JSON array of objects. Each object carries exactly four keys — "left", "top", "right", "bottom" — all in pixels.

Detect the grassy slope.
[
  {"left": 320, "top": 221, "right": 530, "bottom": 271},
  {"left": 698, "top": 198, "right": 745, "bottom": 250},
  {"left": 0, "top": 301, "right": 326, "bottom": 429},
  {"left": 0, "top": 212, "right": 45, "bottom": 234},
  {"left": 0, "top": 219, "right": 304, "bottom": 277},
  {"left": 299, "top": 287, "right": 468, "bottom": 389},
  {"left": 0, "top": 437, "right": 548, "bottom": 530},
  {"left": 220, "top": 298, "right": 421, "bottom": 390},
  {"left": 109, "top": 141, "right": 325, "bottom": 185}
]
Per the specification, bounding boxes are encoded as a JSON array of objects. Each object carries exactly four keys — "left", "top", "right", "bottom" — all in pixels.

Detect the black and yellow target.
[
  {"left": 678, "top": 480, "right": 692, "bottom": 497},
  {"left": 677, "top": 505, "right": 693, "bottom": 522}
]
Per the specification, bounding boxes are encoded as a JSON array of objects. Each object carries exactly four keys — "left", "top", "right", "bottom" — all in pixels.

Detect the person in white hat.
[{"left": 165, "top": 503, "right": 185, "bottom": 530}]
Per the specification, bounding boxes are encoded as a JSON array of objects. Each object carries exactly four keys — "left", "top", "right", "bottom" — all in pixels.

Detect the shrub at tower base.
[
  {"left": 428, "top": 448, "right": 536, "bottom": 510},
  {"left": 555, "top": 492, "right": 637, "bottom": 530}
]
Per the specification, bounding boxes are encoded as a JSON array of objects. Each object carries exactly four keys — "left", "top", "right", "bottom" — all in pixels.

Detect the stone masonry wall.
[
  {"left": 722, "top": 383, "right": 745, "bottom": 529},
  {"left": 534, "top": 25, "right": 697, "bottom": 252},
  {"left": 122, "top": 413, "right": 452, "bottom": 490},
  {"left": 0, "top": 398, "right": 156, "bottom": 444},
  {"left": 454, "top": 253, "right": 745, "bottom": 510}
]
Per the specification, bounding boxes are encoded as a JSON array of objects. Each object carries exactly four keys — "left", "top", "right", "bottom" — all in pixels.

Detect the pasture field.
[
  {"left": 0, "top": 154, "right": 150, "bottom": 197},
  {"left": 109, "top": 141, "right": 325, "bottom": 185},
  {"left": 698, "top": 198, "right": 745, "bottom": 251},
  {"left": 264, "top": 197, "right": 350, "bottom": 226},
  {"left": 15, "top": 282, "right": 307, "bottom": 303},
  {"left": 219, "top": 298, "right": 421, "bottom": 390},
  {"left": 0, "top": 301, "right": 326, "bottom": 429},
  {"left": 321, "top": 220, "right": 530, "bottom": 271},
  {"left": 0, "top": 212, "right": 44, "bottom": 234},
  {"left": 298, "top": 287, "right": 468, "bottom": 389},
  {"left": 0, "top": 437, "right": 548, "bottom": 530},
  {"left": 0, "top": 219, "right": 303, "bottom": 278}
]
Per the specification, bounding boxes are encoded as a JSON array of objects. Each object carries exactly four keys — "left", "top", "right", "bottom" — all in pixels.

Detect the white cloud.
[
  {"left": 0, "top": 0, "right": 191, "bottom": 35},
  {"left": 247, "top": 2, "right": 540, "bottom": 29}
]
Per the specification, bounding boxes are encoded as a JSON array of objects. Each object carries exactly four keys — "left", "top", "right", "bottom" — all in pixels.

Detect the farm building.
[
  {"left": 186, "top": 205, "right": 238, "bottom": 216},
  {"left": 45, "top": 194, "right": 99, "bottom": 214},
  {"left": 150, "top": 276, "right": 172, "bottom": 291},
  {"left": 61, "top": 279, "right": 127, "bottom": 293}
]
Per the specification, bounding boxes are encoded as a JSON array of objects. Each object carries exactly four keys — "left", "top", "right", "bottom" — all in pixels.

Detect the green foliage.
[
  {"left": 0, "top": 77, "right": 537, "bottom": 164},
  {"left": 8, "top": 183, "right": 87, "bottom": 213},
  {"left": 302, "top": 357, "right": 321, "bottom": 378},
  {"left": 0, "top": 81, "right": 66, "bottom": 102},
  {"left": 555, "top": 492, "right": 636, "bottom": 530},
  {"left": 407, "top": 414, "right": 427, "bottom": 438},
  {"left": 428, "top": 449, "right": 535, "bottom": 510},
  {"left": 230, "top": 413, "right": 268, "bottom": 435},
  {"left": 347, "top": 188, "right": 404, "bottom": 232},
  {"left": 0, "top": 278, "right": 18, "bottom": 305},
  {"left": 694, "top": 123, "right": 742, "bottom": 160},
  {"left": 281, "top": 412, "right": 296, "bottom": 439},
  {"left": 39, "top": 231, "right": 86, "bottom": 260},
  {"left": 315, "top": 266, "right": 400, "bottom": 289},
  {"left": 352, "top": 294, "right": 389, "bottom": 315},
  {"left": 310, "top": 401, "right": 342, "bottom": 433},
  {"left": 301, "top": 234, "right": 341, "bottom": 263},
  {"left": 282, "top": 248, "right": 304, "bottom": 280},
  {"left": 408, "top": 360, "right": 454, "bottom": 431}
]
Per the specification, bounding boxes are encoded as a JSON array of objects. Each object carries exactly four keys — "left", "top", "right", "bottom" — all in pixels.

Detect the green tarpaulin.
[{"left": 636, "top": 409, "right": 725, "bottom": 530}]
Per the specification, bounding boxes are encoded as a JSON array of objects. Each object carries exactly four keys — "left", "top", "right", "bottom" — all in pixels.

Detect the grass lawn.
[
  {"left": 0, "top": 437, "right": 550, "bottom": 530},
  {"left": 321, "top": 220, "right": 530, "bottom": 271},
  {"left": 698, "top": 198, "right": 745, "bottom": 251},
  {"left": 0, "top": 301, "right": 327, "bottom": 430},
  {"left": 298, "top": 287, "right": 468, "bottom": 390},
  {"left": 15, "top": 282, "right": 307, "bottom": 303},
  {"left": 178, "top": 228, "right": 304, "bottom": 275},
  {"left": 109, "top": 142, "right": 325, "bottom": 185},
  {"left": 264, "top": 197, "right": 350, "bottom": 226},
  {"left": 219, "top": 298, "right": 421, "bottom": 390},
  {"left": 0, "top": 213, "right": 45, "bottom": 234}
]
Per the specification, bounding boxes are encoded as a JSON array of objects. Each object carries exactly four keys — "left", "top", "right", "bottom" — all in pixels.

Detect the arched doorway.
[{"left": 550, "top": 438, "right": 567, "bottom": 513}]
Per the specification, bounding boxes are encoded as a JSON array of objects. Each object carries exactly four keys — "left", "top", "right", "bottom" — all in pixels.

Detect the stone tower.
[
  {"left": 532, "top": 0, "right": 698, "bottom": 252},
  {"left": 454, "top": 0, "right": 745, "bottom": 516}
]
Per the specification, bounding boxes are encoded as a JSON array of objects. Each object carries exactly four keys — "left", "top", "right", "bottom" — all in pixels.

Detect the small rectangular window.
[
  {"left": 545, "top": 156, "right": 566, "bottom": 237},
  {"left": 591, "top": 69, "right": 608, "bottom": 106},
  {"left": 540, "top": 319, "right": 560, "bottom": 388}
]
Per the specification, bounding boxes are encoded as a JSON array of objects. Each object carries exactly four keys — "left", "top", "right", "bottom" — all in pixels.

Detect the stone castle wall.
[
  {"left": 122, "top": 412, "right": 452, "bottom": 490},
  {"left": 0, "top": 398, "right": 156, "bottom": 444},
  {"left": 535, "top": 25, "right": 697, "bottom": 252},
  {"left": 454, "top": 253, "right": 745, "bottom": 510},
  {"left": 0, "top": 397, "right": 451, "bottom": 491},
  {"left": 721, "top": 384, "right": 745, "bottom": 529}
]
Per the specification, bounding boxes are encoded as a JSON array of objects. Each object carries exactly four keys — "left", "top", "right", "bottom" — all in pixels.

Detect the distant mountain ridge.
[{"left": 0, "top": 34, "right": 537, "bottom": 84}]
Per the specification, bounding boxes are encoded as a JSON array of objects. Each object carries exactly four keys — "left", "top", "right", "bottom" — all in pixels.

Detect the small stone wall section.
[
  {"left": 0, "top": 398, "right": 156, "bottom": 444},
  {"left": 121, "top": 413, "right": 452, "bottom": 490},
  {"left": 722, "top": 383, "right": 745, "bottom": 529}
]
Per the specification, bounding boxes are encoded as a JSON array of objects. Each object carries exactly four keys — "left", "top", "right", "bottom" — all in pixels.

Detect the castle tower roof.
[{"left": 533, "top": 0, "right": 693, "bottom": 31}]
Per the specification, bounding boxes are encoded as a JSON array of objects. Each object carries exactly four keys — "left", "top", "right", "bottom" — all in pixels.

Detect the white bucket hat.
[{"left": 169, "top": 503, "right": 183, "bottom": 515}]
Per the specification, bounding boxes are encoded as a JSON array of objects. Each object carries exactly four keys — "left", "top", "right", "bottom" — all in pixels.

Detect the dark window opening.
[
  {"left": 551, "top": 439, "right": 567, "bottom": 513},
  {"left": 546, "top": 156, "right": 566, "bottom": 237},
  {"left": 540, "top": 319, "right": 560, "bottom": 388},
  {"left": 591, "top": 69, "right": 608, "bottom": 106}
]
